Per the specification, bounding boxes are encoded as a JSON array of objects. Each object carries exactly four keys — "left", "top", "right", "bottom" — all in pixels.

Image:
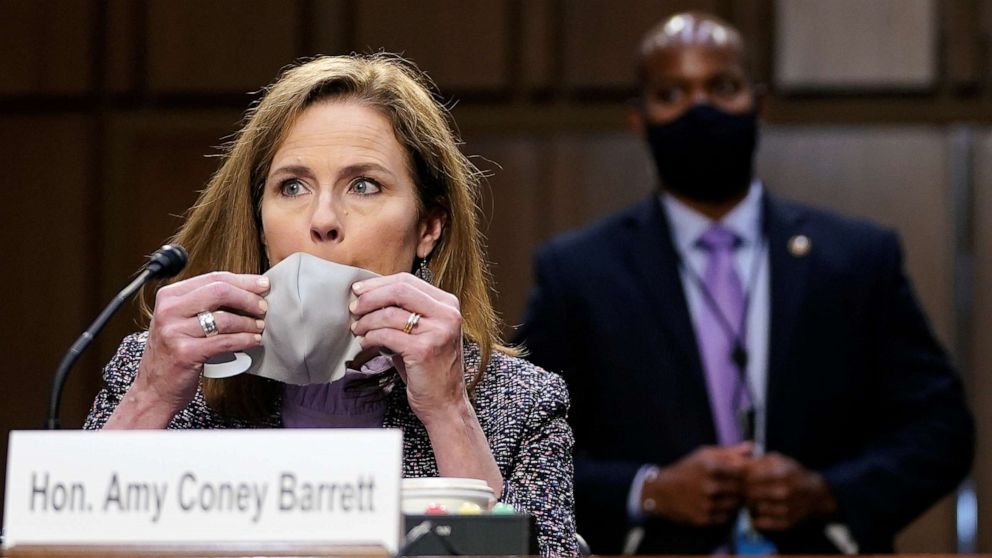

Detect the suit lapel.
[
  {"left": 764, "top": 195, "right": 811, "bottom": 420},
  {"left": 623, "top": 197, "right": 715, "bottom": 443}
]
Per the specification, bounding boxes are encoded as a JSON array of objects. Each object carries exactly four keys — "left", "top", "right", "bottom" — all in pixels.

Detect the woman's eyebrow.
[
  {"left": 268, "top": 164, "right": 315, "bottom": 179},
  {"left": 338, "top": 162, "right": 395, "bottom": 180},
  {"left": 268, "top": 162, "right": 397, "bottom": 182}
]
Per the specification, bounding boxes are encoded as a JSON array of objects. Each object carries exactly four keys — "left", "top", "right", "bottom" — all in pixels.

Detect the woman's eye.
[
  {"left": 279, "top": 179, "right": 306, "bottom": 197},
  {"left": 350, "top": 177, "right": 382, "bottom": 196}
]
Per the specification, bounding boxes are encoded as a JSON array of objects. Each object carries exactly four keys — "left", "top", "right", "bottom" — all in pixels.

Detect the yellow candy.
[{"left": 456, "top": 502, "right": 483, "bottom": 514}]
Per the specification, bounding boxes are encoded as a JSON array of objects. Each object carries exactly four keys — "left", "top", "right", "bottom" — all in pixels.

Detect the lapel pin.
[{"left": 788, "top": 235, "right": 811, "bottom": 257}]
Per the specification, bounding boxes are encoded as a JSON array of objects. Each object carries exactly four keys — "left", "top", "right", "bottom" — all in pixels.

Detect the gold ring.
[{"left": 403, "top": 312, "right": 421, "bottom": 334}]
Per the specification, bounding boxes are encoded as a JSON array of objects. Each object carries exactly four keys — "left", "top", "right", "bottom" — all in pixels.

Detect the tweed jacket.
[{"left": 84, "top": 332, "right": 578, "bottom": 556}]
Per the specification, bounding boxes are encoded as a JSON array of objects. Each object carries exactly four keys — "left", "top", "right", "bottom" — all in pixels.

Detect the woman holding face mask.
[{"left": 83, "top": 53, "right": 578, "bottom": 556}]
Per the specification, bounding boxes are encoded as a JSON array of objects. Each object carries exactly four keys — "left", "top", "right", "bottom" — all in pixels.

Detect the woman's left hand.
[
  {"left": 350, "top": 272, "right": 468, "bottom": 425},
  {"left": 351, "top": 272, "right": 504, "bottom": 499}
]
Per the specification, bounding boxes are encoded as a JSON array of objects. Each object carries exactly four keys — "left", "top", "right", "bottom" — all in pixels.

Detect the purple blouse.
[{"left": 280, "top": 355, "right": 393, "bottom": 428}]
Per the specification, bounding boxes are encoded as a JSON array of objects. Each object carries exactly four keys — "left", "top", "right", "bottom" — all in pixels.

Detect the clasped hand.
[{"left": 642, "top": 444, "right": 838, "bottom": 531}]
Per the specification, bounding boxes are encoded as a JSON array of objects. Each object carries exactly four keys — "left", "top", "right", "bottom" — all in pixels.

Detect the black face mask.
[{"left": 645, "top": 103, "right": 759, "bottom": 204}]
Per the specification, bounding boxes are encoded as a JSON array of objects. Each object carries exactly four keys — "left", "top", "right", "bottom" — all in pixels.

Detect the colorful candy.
[
  {"left": 456, "top": 502, "right": 483, "bottom": 514},
  {"left": 424, "top": 503, "right": 447, "bottom": 515}
]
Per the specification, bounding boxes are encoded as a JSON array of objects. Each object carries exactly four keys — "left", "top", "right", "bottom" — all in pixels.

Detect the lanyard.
[{"left": 676, "top": 232, "right": 766, "bottom": 442}]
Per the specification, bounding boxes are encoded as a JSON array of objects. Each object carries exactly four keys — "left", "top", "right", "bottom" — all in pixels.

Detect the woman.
[{"left": 84, "top": 53, "right": 578, "bottom": 556}]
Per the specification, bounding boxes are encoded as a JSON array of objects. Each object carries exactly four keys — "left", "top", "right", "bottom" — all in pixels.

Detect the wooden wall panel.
[
  {"left": 944, "top": 0, "right": 984, "bottom": 88},
  {"left": 105, "top": 0, "right": 140, "bottom": 94},
  {"left": 0, "top": 0, "right": 93, "bottom": 94},
  {"left": 971, "top": 128, "right": 992, "bottom": 553},
  {"left": 520, "top": 0, "right": 556, "bottom": 92},
  {"left": 146, "top": 0, "right": 299, "bottom": 93},
  {"left": 476, "top": 132, "right": 654, "bottom": 330},
  {"left": 546, "top": 133, "right": 653, "bottom": 234},
  {"left": 464, "top": 135, "right": 546, "bottom": 335},
  {"left": 99, "top": 114, "right": 242, "bottom": 362},
  {"left": 726, "top": 0, "right": 773, "bottom": 84},
  {"left": 986, "top": 0, "right": 992, "bottom": 90},
  {"left": 0, "top": 117, "right": 96, "bottom": 419},
  {"left": 898, "top": 497, "right": 961, "bottom": 552},
  {"left": 775, "top": 0, "right": 937, "bottom": 90},
  {"left": 0, "top": 116, "right": 93, "bottom": 519},
  {"left": 561, "top": 0, "right": 720, "bottom": 89},
  {"left": 310, "top": 0, "right": 351, "bottom": 56},
  {"left": 354, "top": 0, "right": 509, "bottom": 91}
]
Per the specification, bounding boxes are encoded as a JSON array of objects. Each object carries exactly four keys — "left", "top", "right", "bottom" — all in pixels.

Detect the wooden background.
[{"left": 2, "top": 0, "right": 992, "bottom": 552}]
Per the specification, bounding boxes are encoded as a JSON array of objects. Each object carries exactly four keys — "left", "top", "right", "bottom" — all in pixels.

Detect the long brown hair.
[{"left": 142, "top": 53, "right": 507, "bottom": 420}]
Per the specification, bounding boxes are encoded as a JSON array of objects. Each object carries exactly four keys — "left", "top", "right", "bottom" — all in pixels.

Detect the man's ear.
[
  {"left": 627, "top": 99, "right": 647, "bottom": 136},
  {"left": 752, "top": 83, "right": 768, "bottom": 118}
]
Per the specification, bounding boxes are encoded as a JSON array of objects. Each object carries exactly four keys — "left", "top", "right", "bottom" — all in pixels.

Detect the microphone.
[
  {"left": 145, "top": 244, "right": 188, "bottom": 279},
  {"left": 45, "top": 245, "right": 188, "bottom": 429}
]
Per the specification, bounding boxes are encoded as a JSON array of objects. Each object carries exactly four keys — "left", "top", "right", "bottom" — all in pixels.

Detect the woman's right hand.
[{"left": 109, "top": 272, "right": 269, "bottom": 428}]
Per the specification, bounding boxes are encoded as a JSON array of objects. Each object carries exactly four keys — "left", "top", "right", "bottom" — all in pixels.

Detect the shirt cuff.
[
  {"left": 825, "top": 523, "right": 859, "bottom": 554},
  {"left": 627, "top": 464, "right": 660, "bottom": 521}
]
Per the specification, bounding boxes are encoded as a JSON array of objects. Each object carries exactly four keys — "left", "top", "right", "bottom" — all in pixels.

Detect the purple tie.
[{"left": 695, "top": 225, "right": 749, "bottom": 445}]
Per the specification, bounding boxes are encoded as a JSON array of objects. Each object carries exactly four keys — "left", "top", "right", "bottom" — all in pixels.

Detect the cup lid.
[{"left": 401, "top": 477, "right": 493, "bottom": 493}]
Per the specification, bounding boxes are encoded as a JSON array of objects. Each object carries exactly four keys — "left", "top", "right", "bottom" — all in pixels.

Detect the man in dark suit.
[{"left": 517, "top": 12, "right": 973, "bottom": 555}]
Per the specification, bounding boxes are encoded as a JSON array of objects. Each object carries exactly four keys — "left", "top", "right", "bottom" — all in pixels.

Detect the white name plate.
[{"left": 3, "top": 429, "right": 401, "bottom": 553}]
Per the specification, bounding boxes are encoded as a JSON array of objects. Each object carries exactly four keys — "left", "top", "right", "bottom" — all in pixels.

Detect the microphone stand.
[
  {"left": 45, "top": 270, "right": 154, "bottom": 430},
  {"left": 45, "top": 245, "right": 187, "bottom": 430}
]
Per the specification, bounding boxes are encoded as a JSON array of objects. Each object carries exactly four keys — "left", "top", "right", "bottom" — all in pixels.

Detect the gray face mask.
[{"left": 203, "top": 252, "right": 379, "bottom": 385}]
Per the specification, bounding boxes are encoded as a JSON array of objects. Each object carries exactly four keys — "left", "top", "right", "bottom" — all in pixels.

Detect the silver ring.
[
  {"left": 196, "top": 311, "right": 219, "bottom": 337},
  {"left": 402, "top": 312, "right": 421, "bottom": 334}
]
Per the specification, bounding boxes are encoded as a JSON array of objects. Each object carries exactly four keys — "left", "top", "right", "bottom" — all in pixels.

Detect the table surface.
[
  {"left": 1, "top": 548, "right": 988, "bottom": 558},
  {"left": 0, "top": 542, "right": 389, "bottom": 557}
]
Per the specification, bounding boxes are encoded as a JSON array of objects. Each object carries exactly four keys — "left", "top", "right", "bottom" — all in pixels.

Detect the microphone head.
[{"left": 146, "top": 244, "right": 188, "bottom": 279}]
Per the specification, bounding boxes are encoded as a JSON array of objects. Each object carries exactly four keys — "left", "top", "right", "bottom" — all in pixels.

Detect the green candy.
[{"left": 491, "top": 503, "right": 516, "bottom": 515}]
